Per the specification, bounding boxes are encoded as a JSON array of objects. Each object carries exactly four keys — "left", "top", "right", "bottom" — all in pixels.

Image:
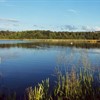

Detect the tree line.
[{"left": 0, "top": 30, "right": 100, "bottom": 39}]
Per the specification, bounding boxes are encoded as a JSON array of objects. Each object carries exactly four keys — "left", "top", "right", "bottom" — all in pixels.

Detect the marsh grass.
[
  {"left": 0, "top": 66, "right": 99, "bottom": 100},
  {"left": 25, "top": 50, "right": 100, "bottom": 100},
  {"left": 25, "top": 57, "right": 100, "bottom": 100},
  {"left": 25, "top": 66, "right": 99, "bottom": 100},
  {"left": 54, "top": 67, "right": 100, "bottom": 100},
  {"left": 25, "top": 78, "right": 50, "bottom": 100}
]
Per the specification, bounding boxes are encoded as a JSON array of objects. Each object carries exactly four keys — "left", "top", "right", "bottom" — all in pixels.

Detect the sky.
[{"left": 0, "top": 0, "right": 100, "bottom": 31}]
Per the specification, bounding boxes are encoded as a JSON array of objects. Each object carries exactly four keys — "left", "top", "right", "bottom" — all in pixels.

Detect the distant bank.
[{"left": 0, "top": 39, "right": 100, "bottom": 44}]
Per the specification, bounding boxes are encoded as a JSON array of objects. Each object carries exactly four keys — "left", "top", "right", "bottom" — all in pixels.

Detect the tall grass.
[
  {"left": 25, "top": 67, "right": 100, "bottom": 100},
  {"left": 53, "top": 67, "right": 99, "bottom": 100},
  {"left": 0, "top": 66, "right": 99, "bottom": 100},
  {"left": 25, "top": 50, "right": 100, "bottom": 100},
  {"left": 25, "top": 78, "right": 50, "bottom": 100}
]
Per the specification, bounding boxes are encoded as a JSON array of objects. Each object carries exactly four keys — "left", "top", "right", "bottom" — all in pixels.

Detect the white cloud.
[
  {"left": 81, "top": 26, "right": 100, "bottom": 31},
  {"left": 94, "top": 26, "right": 100, "bottom": 31},
  {"left": 0, "top": 18, "right": 20, "bottom": 30},
  {"left": 60, "top": 25, "right": 77, "bottom": 31},
  {"left": 67, "top": 9, "right": 78, "bottom": 14},
  {"left": 81, "top": 26, "right": 94, "bottom": 31},
  {"left": 0, "top": 18, "right": 19, "bottom": 23}
]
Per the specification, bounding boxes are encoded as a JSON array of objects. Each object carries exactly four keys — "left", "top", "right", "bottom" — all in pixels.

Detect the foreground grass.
[
  {"left": 0, "top": 69, "right": 100, "bottom": 100},
  {"left": 25, "top": 67, "right": 100, "bottom": 100},
  {"left": 0, "top": 63, "right": 100, "bottom": 100},
  {"left": 0, "top": 65, "right": 100, "bottom": 100}
]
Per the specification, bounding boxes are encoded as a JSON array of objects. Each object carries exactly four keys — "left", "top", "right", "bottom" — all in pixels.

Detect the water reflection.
[
  {"left": 0, "top": 40, "right": 100, "bottom": 99},
  {"left": 0, "top": 42, "right": 100, "bottom": 49}
]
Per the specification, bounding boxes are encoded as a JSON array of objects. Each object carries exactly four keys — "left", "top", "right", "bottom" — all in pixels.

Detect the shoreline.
[{"left": 0, "top": 39, "right": 100, "bottom": 44}]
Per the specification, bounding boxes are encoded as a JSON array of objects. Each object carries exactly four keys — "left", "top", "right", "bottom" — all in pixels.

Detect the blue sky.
[{"left": 0, "top": 0, "right": 100, "bottom": 31}]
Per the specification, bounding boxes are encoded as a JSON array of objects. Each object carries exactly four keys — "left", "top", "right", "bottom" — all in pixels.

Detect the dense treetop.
[{"left": 0, "top": 30, "right": 100, "bottom": 39}]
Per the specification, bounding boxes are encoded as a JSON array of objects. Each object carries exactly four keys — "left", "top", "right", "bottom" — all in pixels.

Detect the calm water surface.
[{"left": 0, "top": 40, "right": 100, "bottom": 98}]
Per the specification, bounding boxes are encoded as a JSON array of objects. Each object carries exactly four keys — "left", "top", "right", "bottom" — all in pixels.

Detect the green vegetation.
[
  {"left": 0, "top": 67, "right": 99, "bottom": 100},
  {"left": 0, "top": 30, "right": 100, "bottom": 39},
  {"left": 0, "top": 65, "right": 100, "bottom": 100},
  {"left": 25, "top": 68, "right": 100, "bottom": 100},
  {"left": 25, "top": 78, "right": 50, "bottom": 100},
  {"left": 24, "top": 52, "right": 100, "bottom": 100}
]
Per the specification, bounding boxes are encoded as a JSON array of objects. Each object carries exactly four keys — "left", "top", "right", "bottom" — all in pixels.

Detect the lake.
[{"left": 0, "top": 40, "right": 100, "bottom": 99}]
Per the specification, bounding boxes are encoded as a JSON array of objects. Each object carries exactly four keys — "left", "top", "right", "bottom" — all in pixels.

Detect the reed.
[
  {"left": 25, "top": 66, "right": 100, "bottom": 100},
  {"left": 25, "top": 78, "right": 50, "bottom": 100}
]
